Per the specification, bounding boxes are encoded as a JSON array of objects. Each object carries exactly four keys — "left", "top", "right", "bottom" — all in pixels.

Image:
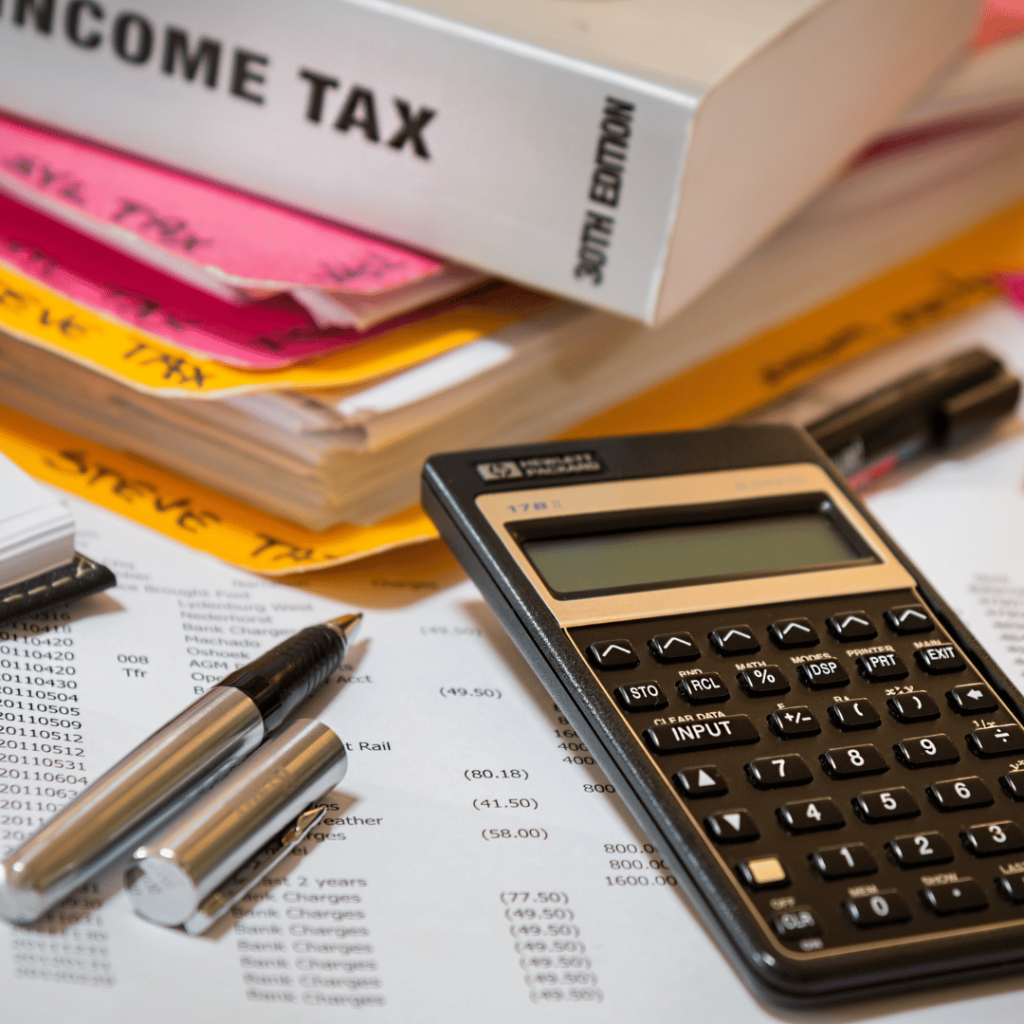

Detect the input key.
[{"left": 644, "top": 715, "right": 759, "bottom": 754}]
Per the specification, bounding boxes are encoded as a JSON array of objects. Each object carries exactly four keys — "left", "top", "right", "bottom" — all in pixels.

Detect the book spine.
[{"left": 0, "top": 0, "right": 693, "bottom": 322}]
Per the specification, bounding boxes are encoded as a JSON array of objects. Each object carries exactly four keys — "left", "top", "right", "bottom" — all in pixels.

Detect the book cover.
[{"left": 0, "top": 0, "right": 980, "bottom": 323}]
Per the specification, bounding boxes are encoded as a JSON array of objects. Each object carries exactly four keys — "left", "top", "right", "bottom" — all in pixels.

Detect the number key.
[
  {"left": 853, "top": 787, "right": 920, "bottom": 823},
  {"left": 888, "top": 831, "right": 954, "bottom": 867},
  {"left": 894, "top": 734, "right": 959, "bottom": 769},
  {"left": 962, "top": 821, "right": 1024, "bottom": 857},
  {"left": 821, "top": 745, "right": 887, "bottom": 778},
  {"left": 845, "top": 891, "right": 912, "bottom": 927},
  {"left": 926, "top": 777, "right": 993, "bottom": 811},
  {"left": 778, "top": 798, "right": 845, "bottom": 833},
  {"left": 811, "top": 842, "right": 877, "bottom": 878},
  {"left": 746, "top": 754, "right": 812, "bottom": 788}
]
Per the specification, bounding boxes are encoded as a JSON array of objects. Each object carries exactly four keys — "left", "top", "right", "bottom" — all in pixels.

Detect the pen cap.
[{"left": 125, "top": 719, "right": 345, "bottom": 927}]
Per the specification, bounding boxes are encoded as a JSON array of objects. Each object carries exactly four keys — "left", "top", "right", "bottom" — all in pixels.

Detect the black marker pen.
[
  {"left": 807, "top": 348, "right": 1020, "bottom": 488},
  {"left": 0, "top": 613, "right": 360, "bottom": 923}
]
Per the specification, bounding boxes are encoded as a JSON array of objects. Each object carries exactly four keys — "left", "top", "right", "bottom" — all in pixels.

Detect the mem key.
[{"left": 644, "top": 715, "right": 759, "bottom": 754}]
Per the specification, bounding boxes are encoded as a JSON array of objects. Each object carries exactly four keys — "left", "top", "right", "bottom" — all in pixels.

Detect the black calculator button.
[
  {"left": 914, "top": 645, "right": 965, "bottom": 674},
  {"left": 828, "top": 699, "right": 880, "bottom": 730},
  {"left": 677, "top": 673, "right": 730, "bottom": 704},
  {"left": 885, "top": 605, "right": 934, "bottom": 635},
  {"left": 709, "top": 625, "right": 759, "bottom": 655},
  {"left": 857, "top": 652, "right": 909, "bottom": 682},
  {"left": 768, "top": 706, "right": 820, "bottom": 739},
  {"left": 927, "top": 777, "right": 994, "bottom": 811},
  {"left": 648, "top": 632, "right": 700, "bottom": 662},
  {"left": 844, "top": 890, "right": 911, "bottom": 927},
  {"left": 614, "top": 682, "right": 668, "bottom": 712},
  {"left": 997, "top": 874, "right": 1024, "bottom": 903},
  {"left": 745, "top": 754, "right": 812, "bottom": 788},
  {"left": 1000, "top": 770, "right": 1024, "bottom": 800},
  {"left": 827, "top": 612, "right": 877, "bottom": 642},
  {"left": 889, "top": 831, "right": 954, "bottom": 867},
  {"left": 778, "top": 798, "right": 844, "bottom": 833},
  {"left": 737, "top": 665, "right": 790, "bottom": 697},
  {"left": 962, "top": 821, "right": 1024, "bottom": 857},
  {"left": 821, "top": 745, "right": 887, "bottom": 778},
  {"left": 736, "top": 856, "right": 789, "bottom": 890},
  {"left": 674, "top": 765, "right": 727, "bottom": 799},
  {"left": 811, "top": 843, "right": 876, "bottom": 878},
  {"left": 947, "top": 683, "right": 998, "bottom": 714},
  {"left": 853, "top": 787, "right": 920, "bottom": 822},
  {"left": 587, "top": 639, "right": 639, "bottom": 669},
  {"left": 644, "top": 716, "right": 759, "bottom": 754},
  {"left": 796, "top": 658, "right": 849, "bottom": 690},
  {"left": 894, "top": 734, "right": 960, "bottom": 769},
  {"left": 886, "top": 691, "right": 940, "bottom": 723},
  {"left": 967, "top": 723, "right": 1024, "bottom": 757},
  {"left": 921, "top": 880, "right": 988, "bottom": 916},
  {"left": 705, "top": 809, "right": 759, "bottom": 843},
  {"left": 769, "top": 906, "right": 822, "bottom": 941},
  {"left": 769, "top": 618, "right": 819, "bottom": 649}
]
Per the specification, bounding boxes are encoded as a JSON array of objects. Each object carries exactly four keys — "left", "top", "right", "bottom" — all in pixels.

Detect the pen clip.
[{"left": 183, "top": 803, "right": 327, "bottom": 935}]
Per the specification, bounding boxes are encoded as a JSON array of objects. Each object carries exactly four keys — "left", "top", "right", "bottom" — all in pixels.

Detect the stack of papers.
[{"left": 1, "top": 18, "right": 1024, "bottom": 569}]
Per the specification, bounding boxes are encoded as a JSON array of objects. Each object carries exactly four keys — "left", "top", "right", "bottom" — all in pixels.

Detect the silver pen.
[
  {"left": 0, "top": 613, "right": 361, "bottom": 923},
  {"left": 126, "top": 718, "right": 347, "bottom": 934}
]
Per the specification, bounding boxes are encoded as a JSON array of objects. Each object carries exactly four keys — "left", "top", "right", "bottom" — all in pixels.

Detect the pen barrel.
[
  {"left": 218, "top": 624, "right": 347, "bottom": 731},
  {"left": 126, "top": 719, "right": 346, "bottom": 928},
  {"left": 0, "top": 687, "right": 264, "bottom": 923}
]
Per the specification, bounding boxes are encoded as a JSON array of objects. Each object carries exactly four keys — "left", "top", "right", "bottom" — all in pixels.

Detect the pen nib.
[{"left": 324, "top": 613, "right": 362, "bottom": 648}]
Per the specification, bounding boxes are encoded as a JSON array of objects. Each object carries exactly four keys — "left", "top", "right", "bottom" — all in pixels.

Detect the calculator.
[{"left": 422, "top": 426, "right": 1024, "bottom": 1006}]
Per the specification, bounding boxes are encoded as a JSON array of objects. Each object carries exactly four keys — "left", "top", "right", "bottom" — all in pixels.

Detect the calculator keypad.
[{"left": 570, "top": 589, "right": 1024, "bottom": 955}]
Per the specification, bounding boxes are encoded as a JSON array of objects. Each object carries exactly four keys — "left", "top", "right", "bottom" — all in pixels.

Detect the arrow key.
[
  {"left": 885, "top": 604, "right": 934, "bottom": 634},
  {"left": 827, "top": 611, "right": 877, "bottom": 641},
  {"left": 705, "top": 809, "right": 759, "bottom": 843},
  {"left": 769, "top": 618, "right": 819, "bottom": 649},
  {"left": 674, "top": 764, "right": 728, "bottom": 799},
  {"left": 709, "top": 625, "right": 759, "bottom": 655},
  {"left": 947, "top": 683, "right": 998, "bottom": 714},
  {"left": 586, "top": 639, "right": 639, "bottom": 669},
  {"left": 649, "top": 631, "right": 700, "bottom": 662}
]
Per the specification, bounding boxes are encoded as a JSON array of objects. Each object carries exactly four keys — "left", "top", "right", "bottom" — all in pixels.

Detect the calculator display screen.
[{"left": 521, "top": 511, "right": 861, "bottom": 596}]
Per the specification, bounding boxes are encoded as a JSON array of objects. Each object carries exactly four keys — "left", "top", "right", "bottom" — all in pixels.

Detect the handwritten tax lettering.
[
  {"left": 121, "top": 341, "right": 209, "bottom": 388},
  {"left": 0, "top": 272, "right": 86, "bottom": 339},
  {"left": 43, "top": 448, "right": 221, "bottom": 533}
]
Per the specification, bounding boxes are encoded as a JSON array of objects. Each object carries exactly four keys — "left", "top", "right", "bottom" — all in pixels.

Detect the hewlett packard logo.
[{"left": 475, "top": 452, "right": 603, "bottom": 482}]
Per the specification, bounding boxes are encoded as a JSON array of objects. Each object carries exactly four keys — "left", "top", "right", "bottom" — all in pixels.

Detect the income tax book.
[{"left": 0, "top": 0, "right": 980, "bottom": 323}]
